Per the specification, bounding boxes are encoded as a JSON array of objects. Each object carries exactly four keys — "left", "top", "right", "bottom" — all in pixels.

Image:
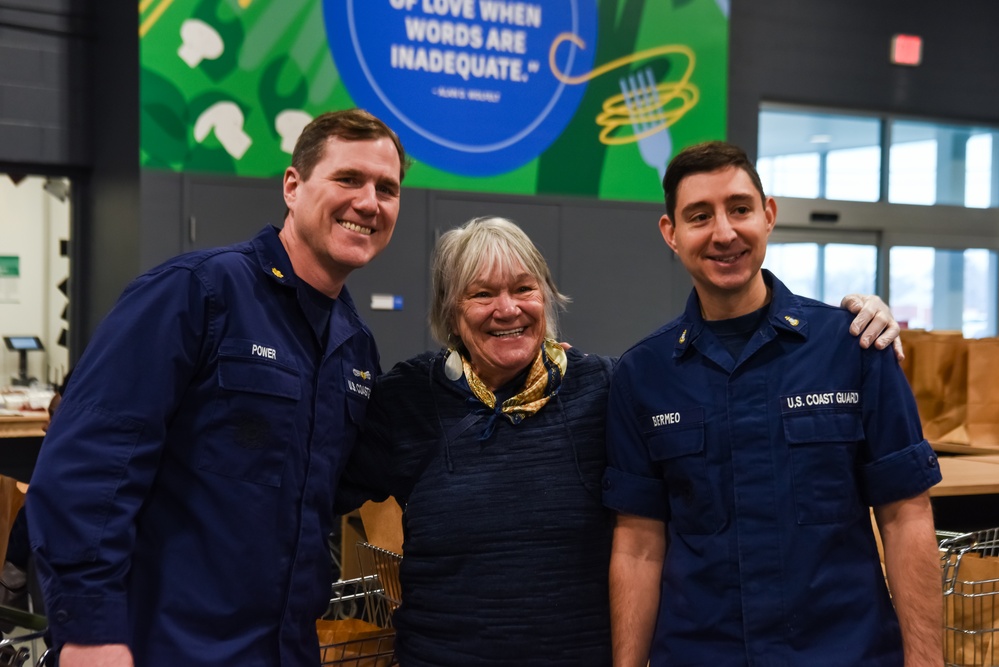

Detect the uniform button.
[
  {"left": 55, "top": 609, "right": 70, "bottom": 623},
  {"left": 928, "top": 455, "right": 938, "bottom": 468},
  {"left": 602, "top": 477, "right": 612, "bottom": 491}
]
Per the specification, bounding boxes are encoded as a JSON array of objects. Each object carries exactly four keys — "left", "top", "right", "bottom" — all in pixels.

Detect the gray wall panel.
[
  {"left": 432, "top": 197, "right": 562, "bottom": 283},
  {"left": 0, "top": 8, "right": 91, "bottom": 166},
  {"left": 347, "top": 190, "right": 433, "bottom": 369},
  {"left": 139, "top": 169, "right": 184, "bottom": 269},
  {"left": 559, "top": 203, "right": 691, "bottom": 357},
  {"left": 0, "top": 123, "right": 44, "bottom": 159},
  {"left": 0, "top": 43, "right": 44, "bottom": 82},
  {"left": 185, "top": 175, "right": 285, "bottom": 252}
]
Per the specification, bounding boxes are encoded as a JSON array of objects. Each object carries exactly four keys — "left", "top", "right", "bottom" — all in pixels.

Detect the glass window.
[
  {"left": 757, "top": 153, "right": 820, "bottom": 199},
  {"left": 888, "top": 121, "right": 999, "bottom": 207},
  {"left": 758, "top": 107, "right": 999, "bottom": 342},
  {"left": 963, "top": 249, "right": 997, "bottom": 338},
  {"left": 764, "top": 242, "right": 877, "bottom": 306},
  {"left": 889, "top": 247, "right": 935, "bottom": 329},
  {"left": 825, "top": 243, "right": 878, "bottom": 300},
  {"left": 825, "top": 146, "right": 880, "bottom": 202},
  {"left": 764, "top": 243, "right": 819, "bottom": 297},
  {"left": 888, "top": 246, "right": 998, "bottom": 337},
  {"left": 966, "top": 133, "right": 994, "bottom": 209},
  {"left": 760, "top": 105, "right": 999, "bottom": 210},
  {"left": 758, "top": 108, "right": 881, "bottom": 202},
  {"left": 888, "top": 138, "right": 937, "bottom": 205}
]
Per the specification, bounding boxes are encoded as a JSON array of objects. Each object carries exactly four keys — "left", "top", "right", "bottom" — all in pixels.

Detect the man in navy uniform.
[
  {"left": 27, "top": 109, "right": 407, "bottom": 667},
  {"left": 604, "top": 141, "right": 943, "bottom": 667}
]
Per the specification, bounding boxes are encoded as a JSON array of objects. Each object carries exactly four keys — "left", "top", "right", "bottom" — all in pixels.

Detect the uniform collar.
[
  {"left": 250, "top": 225, "right": 366, "bottom": 352},
  {"left": 252, "top": 225, "right": 298, "bottom": 289},
  {"left": 673, "top": 269, "right": 808, "bottom": 360},
  {"left": 249, "top": 224, "right": 361, "bottom": 315},
  {"left": 761, "top": 270, "right": 808, "bottom": 340}
]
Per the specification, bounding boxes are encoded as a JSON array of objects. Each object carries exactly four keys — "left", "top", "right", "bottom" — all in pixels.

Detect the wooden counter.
[
  {"left": 933, "top": 455, "right": 999, "bottom": 497},
  {"left": 0, "top": 414, "right": 47, "bottom": 438},
  {"left": 932, "top": 440, "right": 999, "bottom": 456}
]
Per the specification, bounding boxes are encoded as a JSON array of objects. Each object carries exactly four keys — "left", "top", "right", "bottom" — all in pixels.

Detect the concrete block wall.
[{"left": 0, "top": 1, "right": 91, "bottom": 166}]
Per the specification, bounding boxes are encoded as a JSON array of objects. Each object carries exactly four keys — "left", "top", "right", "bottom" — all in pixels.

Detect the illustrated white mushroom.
[
  {"left": 178, "top": 19, "right": 224, "bottom": 68},
  {"left": 194, "top": 101, "right": 252, "bottom": 159},
  {"left": 275, "top": 110, "right": 313, "bottom": 154}
]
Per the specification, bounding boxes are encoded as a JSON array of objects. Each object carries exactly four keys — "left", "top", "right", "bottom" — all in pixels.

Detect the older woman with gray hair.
[
  {"left": 335, "top": 216, "right": 901, "bottom": 666},
  {"left": 337, "top": 216, "right": 615, "bottom": 665}
]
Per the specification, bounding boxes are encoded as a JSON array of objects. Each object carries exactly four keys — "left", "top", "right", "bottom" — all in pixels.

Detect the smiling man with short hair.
[
  {"left": 28, "top": 109, "right": 408, "bottom": 667},
  {"left": 604, "top": 141, "right": 944, "bottom": 667}
]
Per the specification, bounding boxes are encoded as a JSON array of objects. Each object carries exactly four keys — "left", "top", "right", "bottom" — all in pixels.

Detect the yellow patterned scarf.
[{"left": 462, "top": 338, "right": 568, "bottom": 427}]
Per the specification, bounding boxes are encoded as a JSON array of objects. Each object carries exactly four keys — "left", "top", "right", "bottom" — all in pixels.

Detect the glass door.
[{"left": 764, "top": 230, "right": 879, "bottom": 306}]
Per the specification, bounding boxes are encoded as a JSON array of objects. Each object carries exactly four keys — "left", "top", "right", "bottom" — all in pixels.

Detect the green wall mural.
[{"left": 139, "top": 0, "right": 728, "bottom": 202}]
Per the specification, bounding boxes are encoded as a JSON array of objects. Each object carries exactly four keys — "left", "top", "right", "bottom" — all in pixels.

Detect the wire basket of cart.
[
  {"left": 317, "top": 542, "right": 402, "bottom": 666},
  {"left": 0, "top": 605, "right": 54, "bottom": 667},
  {"left": 941, "top": 527, "right": 999, "bottom": 666}
]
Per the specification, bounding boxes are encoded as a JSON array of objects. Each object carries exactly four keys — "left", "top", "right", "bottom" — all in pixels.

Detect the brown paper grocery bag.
[
  {"left": 907, "top": 330, "right": 964, "bottom": 428},
  {"left": 0, "top": 475, "right": 26, "bottom": 563},
  {"left": 358, "top": 498, "right": 404, "bottom": 555},
  {"left": 943, "top": 552, "right": 999, "bottom": 666},
  {"left": 316, "top": 618, "right": 394, "bottom": 666},
  {"left": 941, "top": 338, "right": 999, "bottom": 447},
  {"left": 921, "top": 335, "right": 969, "bottom": 442},
  {"left": 899, "top": 328, "right": 931, "bottom": 387}
]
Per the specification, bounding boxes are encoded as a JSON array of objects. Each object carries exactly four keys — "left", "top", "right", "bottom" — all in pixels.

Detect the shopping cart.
[
  {"left": 318, "top": 542, "right": 402, "bottom": 667},
  {"left": 0, "top": 605, "right": 53, "bottom": 666},
  {"left": 941, "top": 528, "right": 999, "bottom": 666}
]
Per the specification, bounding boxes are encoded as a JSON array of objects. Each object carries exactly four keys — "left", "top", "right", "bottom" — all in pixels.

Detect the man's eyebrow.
[
  {"left": 378, "top": 175, "right": 401, "bottom": 190},
  {"left": 329, "top": 167, "right": 362, "bottom": 179},
  {"left": 329, "top": 167, "right": 399, "bottom": 190},
  {"left": 678, "top": 192, "right": 758, "bottom": 218},
  {"left": 679, "top": 199, "right": 712, "bottom": 217}
]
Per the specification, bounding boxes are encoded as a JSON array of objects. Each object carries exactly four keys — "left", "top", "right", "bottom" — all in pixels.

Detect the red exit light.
[{"left": 891, "top": 34, "right": 922, "bottom": 66}]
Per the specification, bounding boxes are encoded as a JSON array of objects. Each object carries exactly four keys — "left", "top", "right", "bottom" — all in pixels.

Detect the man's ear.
[
  {"left": 659, "top": 214, "right": 678, "bottom": 253},
  {"left": 283, "top": 167, "right": 301, "bottom": 209},
  {"left": 764, "top": 196, "right": 777, "bottom": 236}
]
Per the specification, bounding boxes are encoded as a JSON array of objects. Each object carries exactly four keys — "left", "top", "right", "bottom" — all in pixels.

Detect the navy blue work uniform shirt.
[
  {"left": 603, "top": 271, "right": 941, "bottom": 667},
  {"left": 27, "top": 225, "right": 378, "bottom": 666}
]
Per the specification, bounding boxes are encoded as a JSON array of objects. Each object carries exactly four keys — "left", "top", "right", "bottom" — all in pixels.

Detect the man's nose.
[
  {"left": 712, "top": 214, "right": 737, "bottom": 243},
  {"left": 353, "top": 182, "right": 378, "bottom": 214}
]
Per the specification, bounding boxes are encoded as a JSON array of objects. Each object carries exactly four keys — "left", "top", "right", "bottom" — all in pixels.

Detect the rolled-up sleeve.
[
  {"left": 603, "top": 363, "right": 669, "bottom": 522},
  {"left": 859, "top": 345, "right": 942, "bottom": 507},
  {"left": 862, "top": 439, "right": 941, "bottom": 507},
  {"left": 602, "top": 467, "right": 669, "bottom": 521}
]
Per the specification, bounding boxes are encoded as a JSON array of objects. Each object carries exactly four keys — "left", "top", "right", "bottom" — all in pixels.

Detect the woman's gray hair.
[{"left": 429, "top": 216, "right": 571, "bottom": 348}]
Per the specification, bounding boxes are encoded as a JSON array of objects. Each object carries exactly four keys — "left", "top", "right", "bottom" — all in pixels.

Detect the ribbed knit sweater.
[{"left": 337, "top": 347, "right": 615, "bottom": 666}]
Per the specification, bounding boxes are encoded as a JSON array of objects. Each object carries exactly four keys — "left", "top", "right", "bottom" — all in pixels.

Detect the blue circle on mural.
[{"left": 323, "top": 0, "right": 598, "bottom": 177}]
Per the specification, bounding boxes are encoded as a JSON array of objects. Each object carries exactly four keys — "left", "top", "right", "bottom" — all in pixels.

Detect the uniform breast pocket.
[
  {"left": 199, "top": 354, "right": 302, "bottom": 487},
  {"left": 783, "top": 410, "right": 864, "bottom": 524},
  {"left": 645, "top": 423, "right": 725, "bottom": 535}
]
